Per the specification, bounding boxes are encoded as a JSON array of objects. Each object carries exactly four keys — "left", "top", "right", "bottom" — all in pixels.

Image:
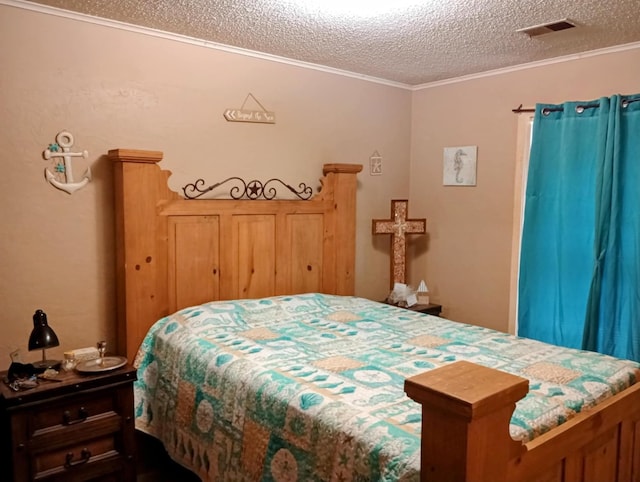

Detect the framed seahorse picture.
[{"left": 443, "top": 146, "right": 477, "bottom": 186}]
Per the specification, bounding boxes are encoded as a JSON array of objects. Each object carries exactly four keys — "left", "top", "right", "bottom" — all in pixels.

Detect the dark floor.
[{"left": 136, "top": 431, "right": 201, "bottom": 481}]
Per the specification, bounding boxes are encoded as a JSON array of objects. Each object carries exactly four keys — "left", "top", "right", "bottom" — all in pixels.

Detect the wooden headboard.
[{"left": 109, "top": 149, "right": 362, "bottom": 361}]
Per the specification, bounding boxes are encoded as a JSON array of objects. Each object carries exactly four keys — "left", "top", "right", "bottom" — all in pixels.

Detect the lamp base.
[{"left": 32, "top": 359, "right": 62, "bottom": 373}]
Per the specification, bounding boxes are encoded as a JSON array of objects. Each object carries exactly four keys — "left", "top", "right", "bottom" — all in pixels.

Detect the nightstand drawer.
[
  {"left": 31, "top": 392, "right": 119, "bottom": 436},
  {"left": 28, "top": 410, "right": 123, "bottom": 452},
  {"left": 33, "top": 433, "right": 126, "bottom": 480},
  {"left": 31, "top": 455, "right": 129, "bottom": 482}
]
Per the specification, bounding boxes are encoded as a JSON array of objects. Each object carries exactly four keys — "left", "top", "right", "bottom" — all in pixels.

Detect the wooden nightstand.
[
  {"left": 404, "top": 303, "right": 442, "bottom": 316},
  {"left": 1, "top": 364, "right": 137, "bottom": 482},
  {"left": 383, "top": 300, "right": 443, "bottom": 316}
]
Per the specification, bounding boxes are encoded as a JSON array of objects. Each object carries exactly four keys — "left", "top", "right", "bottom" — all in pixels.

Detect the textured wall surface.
[
  {"left": 0, "top": 5, "right": 411, "bottom": 363},
  {"left": 409, "top": 47, "right": 640, "bottom": 332}
]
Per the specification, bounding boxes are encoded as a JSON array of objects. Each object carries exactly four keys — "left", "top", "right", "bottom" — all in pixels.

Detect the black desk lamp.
[{"left": 28, "top": 309, "right": 61, "bottom": 372}]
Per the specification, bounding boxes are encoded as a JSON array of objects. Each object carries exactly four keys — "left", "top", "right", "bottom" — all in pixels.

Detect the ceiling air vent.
[{"left": 517, "top": 19, "right": 577, "bottom": 37}]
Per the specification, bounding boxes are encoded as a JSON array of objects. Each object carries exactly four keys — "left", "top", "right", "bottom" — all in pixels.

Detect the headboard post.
[
  {"left": 109, "top": 149, "right": 175, "bottom": 361},
  {"left": 321, "top": 163, "right": 362, "bottom": 294}
]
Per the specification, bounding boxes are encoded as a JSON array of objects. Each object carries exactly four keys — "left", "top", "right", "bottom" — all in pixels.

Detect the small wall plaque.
[
  {"left": 224, "top": 93, "right": 276, "bottom": 124},
  {"left": 443, "top": 146, "right": 477, "bottom": 186},
  {"left": 370, "top": 150, "right": 382, "bottom": 176}
]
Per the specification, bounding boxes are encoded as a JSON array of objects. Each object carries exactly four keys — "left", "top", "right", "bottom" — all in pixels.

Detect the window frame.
[{"left": 508, "top": 114, "right": 534, "bottom": 334}]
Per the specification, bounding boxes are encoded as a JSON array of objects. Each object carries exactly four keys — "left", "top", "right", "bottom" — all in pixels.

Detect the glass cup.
[{"left": 62, "top": 353, "right": 77, "bottom": 371}]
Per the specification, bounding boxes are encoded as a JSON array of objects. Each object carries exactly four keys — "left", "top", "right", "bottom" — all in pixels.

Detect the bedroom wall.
[
  {"left": 0, "top": 4, "right": 411, "bottom": 364},
  {"left": 409, "top": 45, "right": 640, "bottom": 332}
]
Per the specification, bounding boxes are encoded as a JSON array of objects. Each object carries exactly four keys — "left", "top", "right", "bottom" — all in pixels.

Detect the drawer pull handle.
[
  {"left": 64, "top": 448, "right": 91, "bottom": 468},
  {"left": 62, "top": 407, "right": 88, "bottom": 425}
]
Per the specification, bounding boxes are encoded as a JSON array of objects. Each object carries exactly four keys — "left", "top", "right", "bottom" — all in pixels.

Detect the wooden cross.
[{"left": 372, "top": 199, "right": 426, "bottom": 288}]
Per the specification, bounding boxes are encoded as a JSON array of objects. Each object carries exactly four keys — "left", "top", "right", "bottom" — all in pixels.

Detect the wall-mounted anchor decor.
[
  {"left": 224, "top": 93, "right": 276, "bottom": 124},
  {"left": 43, "top": 130, "right": 91, "bottom": 194}
]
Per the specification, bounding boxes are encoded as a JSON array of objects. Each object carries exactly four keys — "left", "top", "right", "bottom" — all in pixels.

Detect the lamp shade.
[{"left": 28, "top": 309, "right": 60, "bottom": 351}]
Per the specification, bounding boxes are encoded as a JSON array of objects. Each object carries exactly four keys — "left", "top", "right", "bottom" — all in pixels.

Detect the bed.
[{"left": 110, "top": 149, "right": 640, "bottom": 482}]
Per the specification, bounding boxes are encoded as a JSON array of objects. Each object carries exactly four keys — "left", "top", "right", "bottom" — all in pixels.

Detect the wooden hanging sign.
[
  {"left": 224, "top": 108, "right": 275, "bottom": 124},
  {"left": 224, "top": 93, "right": 276, "bottom": 124}
]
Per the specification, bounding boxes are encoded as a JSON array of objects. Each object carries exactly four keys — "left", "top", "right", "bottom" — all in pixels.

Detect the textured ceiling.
[{"left": 21, "top": 0, "right": 640, "bottom": 86}]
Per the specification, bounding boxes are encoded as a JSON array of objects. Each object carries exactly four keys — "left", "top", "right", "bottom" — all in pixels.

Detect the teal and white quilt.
[{"left": 134, "top": 293, "right": 640, "bottom": 481}]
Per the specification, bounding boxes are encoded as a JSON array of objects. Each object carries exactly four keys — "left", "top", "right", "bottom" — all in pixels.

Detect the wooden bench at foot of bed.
[{"left": 406, "top": 361, "right": 640, "bottom": 482}]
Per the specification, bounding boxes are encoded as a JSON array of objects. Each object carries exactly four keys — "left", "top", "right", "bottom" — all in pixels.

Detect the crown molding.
[
  {"left": 2, "top": 0, "right": 412, "bottom": 90},
  {"left": 411, "top": 41, "right": 640, "bottom": 91},
  {"left": 4, "top": 0, "right": 639, "bottom": 92}
]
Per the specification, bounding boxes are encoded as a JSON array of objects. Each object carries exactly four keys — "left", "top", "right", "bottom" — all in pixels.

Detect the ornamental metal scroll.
[{"left": 182, "top": 176, "right": 313, "bottom": 200}]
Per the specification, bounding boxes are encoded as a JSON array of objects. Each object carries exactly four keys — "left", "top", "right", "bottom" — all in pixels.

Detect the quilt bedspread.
[{"left": 133, "top": 294, "right": 640, "bottom": 481}]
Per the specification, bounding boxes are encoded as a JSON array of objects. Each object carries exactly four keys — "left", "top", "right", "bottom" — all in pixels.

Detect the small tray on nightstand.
[{"left": 75, "top": 355, "right": 128, "bottom": 373}]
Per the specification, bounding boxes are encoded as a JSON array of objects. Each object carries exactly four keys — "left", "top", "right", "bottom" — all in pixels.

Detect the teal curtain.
[{"left": 518, "top": 94, "right": 640, "bottom": 362}]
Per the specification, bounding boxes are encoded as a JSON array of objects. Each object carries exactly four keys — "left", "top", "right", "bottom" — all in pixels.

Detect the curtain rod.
[
  {"left": 512, "top": 104, "right": 535, "bottom": 113},
  {"left": 513, "top": 98, "right": 639, "bottom": 114}
]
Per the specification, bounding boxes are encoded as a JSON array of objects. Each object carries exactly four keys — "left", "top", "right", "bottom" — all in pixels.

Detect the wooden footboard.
[{"left": 406, "top": 361, "right": 640, "bottom": 482}]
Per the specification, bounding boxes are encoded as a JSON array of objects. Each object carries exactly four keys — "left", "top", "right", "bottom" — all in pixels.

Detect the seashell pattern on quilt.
[{"left": 134, "top": 294, "right": 640, "bottom": 481}]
